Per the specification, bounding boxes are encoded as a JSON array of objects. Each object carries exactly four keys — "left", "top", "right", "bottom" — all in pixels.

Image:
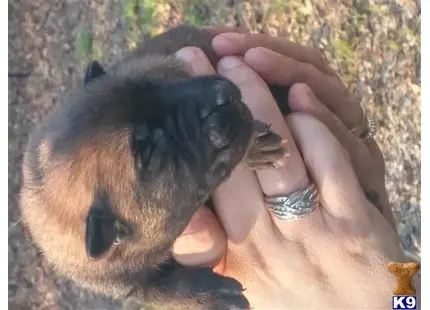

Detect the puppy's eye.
[
  {"left": 113, "top": 220, "right": 134, "bottom": 245},
  {"left": 132, "top": 125, "right": 153, "bottom": 171}
]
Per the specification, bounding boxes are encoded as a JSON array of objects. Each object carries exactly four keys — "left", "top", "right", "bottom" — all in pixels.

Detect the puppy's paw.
[
  {"left": 151, "top": 264, "right": 250, "bottom": 310},
  {"left": 174, "top": 267, "right": 249, "bottom": 308},
  {"left": 206, "top": 294, "right": 250, "bottom": 310},
  {"left": 193, "top": 269, "right": 250, "bottom": 310},
  {"left": 245, "top": 120, "right": 288, "bottom": 169}
]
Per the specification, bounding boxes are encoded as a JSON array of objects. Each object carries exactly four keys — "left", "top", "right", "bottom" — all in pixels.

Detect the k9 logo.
[{"left": 392, "top": 296, "right": 417, "bottom": 310}]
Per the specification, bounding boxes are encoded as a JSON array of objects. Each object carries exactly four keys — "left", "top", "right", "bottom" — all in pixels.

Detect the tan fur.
[{"left": 19, "top": 25, "right": 285, "bottom": 309}]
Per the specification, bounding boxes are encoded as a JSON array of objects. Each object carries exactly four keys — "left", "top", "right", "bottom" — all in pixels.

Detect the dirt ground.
[{"left": 8, "top": 0, "right": 421, "bottom": 309}]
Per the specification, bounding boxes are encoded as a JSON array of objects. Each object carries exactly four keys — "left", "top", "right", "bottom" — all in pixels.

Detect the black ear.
[
  {"left": 84, "top": 60, "right": 106, "bottom": 86},
  {"left": 85, "top": 193, "right": 117, "bottom": 260}
]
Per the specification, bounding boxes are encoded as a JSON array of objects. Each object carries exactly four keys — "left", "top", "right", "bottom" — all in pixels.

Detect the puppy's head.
[{"left": 21, "top": 56, "right": 253, "bottom": 271}]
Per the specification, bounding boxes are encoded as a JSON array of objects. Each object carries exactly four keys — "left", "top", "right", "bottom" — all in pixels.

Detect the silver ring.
[
  {"left": 349, "top": 104, "right": 377, "bottom": 142},
  {"left": 359, "top": 114, "right": 377, "bottom": 142},
  {"left": 264, "top": 183, "right": 320, "bottom": 221}
]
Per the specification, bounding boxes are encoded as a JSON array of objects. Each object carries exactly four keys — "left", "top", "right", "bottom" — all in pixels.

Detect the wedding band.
[
  {"left": 264, "top": 183, "right": 320, "bottom": 221},
  {"left": 350, "top": 104, "right": 377, "bottom": 142}
]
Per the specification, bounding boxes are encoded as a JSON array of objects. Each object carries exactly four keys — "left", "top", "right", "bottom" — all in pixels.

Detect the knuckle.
[{"left": 288, "top": 113, "right": 351, "bottom": 160}]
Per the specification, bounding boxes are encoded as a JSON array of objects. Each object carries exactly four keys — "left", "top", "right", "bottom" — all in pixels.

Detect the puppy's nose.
[
  {"left": 213, "top": 78, "right": 241, "bottom": 107},
  {"left": 196, "top": 76, "right": 242, "bottom": 120}
]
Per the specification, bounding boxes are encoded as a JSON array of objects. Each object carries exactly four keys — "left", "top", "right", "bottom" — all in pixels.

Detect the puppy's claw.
[
  {"left": 245, "top": 120, "right": 288, "bottom": 170},
  {"left": 252, "top": 120, "right": 272, "bottom": 138}
]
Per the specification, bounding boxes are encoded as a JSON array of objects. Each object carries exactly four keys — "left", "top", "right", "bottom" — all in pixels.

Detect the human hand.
[
  {"left": 171, "top": 46, "right": 411, "bottom": 309},
  {"left": 211, "top": 32, "right": 397, "bottom": 230}
]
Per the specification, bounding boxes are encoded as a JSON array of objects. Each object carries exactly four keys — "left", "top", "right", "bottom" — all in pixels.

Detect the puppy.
[{"left": 20, "top": 25, "right": 291, "bottom": 309}]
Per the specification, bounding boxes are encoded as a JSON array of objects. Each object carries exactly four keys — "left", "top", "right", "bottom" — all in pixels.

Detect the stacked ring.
[{"left": 349, "top": 104, "right": 377, "bottom": 142}]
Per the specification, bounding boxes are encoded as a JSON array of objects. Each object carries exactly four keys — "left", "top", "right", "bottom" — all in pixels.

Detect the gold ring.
[{"left": 350, "top": 104, "right": 377, "bottom": 142}]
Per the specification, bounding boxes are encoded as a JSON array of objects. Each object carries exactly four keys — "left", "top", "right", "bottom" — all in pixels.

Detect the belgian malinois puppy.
[{"left": 20, "top": 25, "right": 291, "bottom": 309}]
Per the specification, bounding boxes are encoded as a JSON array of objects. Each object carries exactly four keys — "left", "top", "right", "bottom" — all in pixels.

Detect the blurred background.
[{"left": 8, "top": 0, "right": 421, "bottom": 309}]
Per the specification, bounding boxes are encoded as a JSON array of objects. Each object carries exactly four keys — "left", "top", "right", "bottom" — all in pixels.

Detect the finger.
[
  {"left": 286, "top": 113, "right": 369, "bottom": 221},
  {"left": 172, "top": 207, "right": 227, "bottom": 268},
  {"left": 288, "top": 83, "right": 397, "bottom": 229},
  {"left": 365, "top": 141, "right": 397, "bottom": 229},
  {"left": 211, "top": 32, "right": 335, "bottom": 76},
  {"left": 175, "top": 48, "right": 274, "bottom": 246},
  {"left": 216, "top": 56, "right": 315, "bottom": 233},
  {"left": 212, "top": 167, "right": 275, "bottom": 247},
  {"left": 243, "top": 47, "right": 363, "bottom": 131},
  {"left": 175, "top": 46, "right": 216, "bottom": 75},
  {"left": 288, "top": 83, "right": 363, "bottom": 161}
]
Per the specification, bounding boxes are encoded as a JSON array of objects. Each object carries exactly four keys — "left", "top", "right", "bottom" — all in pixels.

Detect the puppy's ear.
[
  {"left": 84, "top": 60, "right": 106, "bottom": 86},
  {"left": 85, "top": 192, "right": 117, "bottom": 259}
]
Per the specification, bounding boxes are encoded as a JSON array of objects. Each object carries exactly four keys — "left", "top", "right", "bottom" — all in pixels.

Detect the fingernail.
[
  {"left": 212, "top": 33, "right": 246, "bottom": 56},
  {"left": 217, "top": 56, "right": 243, "bottom": 73},
  {"left": 288, "top": 83, "right": 318, "bottom": 111},
  {"left": 175, "top": 47, "right": 199, "bottom": 62},
  {"left": 213, "top": 32, "right": 244, "bottom": 45},
  {"left": 295, "top": 83, "right": 314, "bottom": 97},
  {"left": 173, "top": 229, "right": 214, "bottom": 253},
  {"left": 212, "top": 34, "right": 232, "bottom": 48},
  {"left": 180, "top": 211, "right": 207, "bottom": 236},
  {"left": 245, "top": 47, "right": 282, "bottom": 61}
]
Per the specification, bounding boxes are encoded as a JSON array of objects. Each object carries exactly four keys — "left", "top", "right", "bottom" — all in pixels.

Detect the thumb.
[{"left": 172, "top": 207, "right": 227, "bottom": 268}]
